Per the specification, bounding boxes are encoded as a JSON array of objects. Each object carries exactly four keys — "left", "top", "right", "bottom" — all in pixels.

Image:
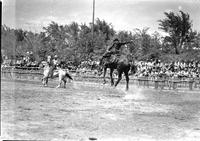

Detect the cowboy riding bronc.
[{"left": 101, "top": 38, "right": 133, "bottom": 64}]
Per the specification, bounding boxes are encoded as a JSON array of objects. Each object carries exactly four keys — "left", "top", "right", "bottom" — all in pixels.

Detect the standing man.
[
  {"left": 46, "top": 55, "right": 56, "bottom": 78},
  {"left": 52, "top": 55, "right": 60, "bottom": 66},
  {"left": 47, "top": 55, "right": 52, "bottom": 64}
]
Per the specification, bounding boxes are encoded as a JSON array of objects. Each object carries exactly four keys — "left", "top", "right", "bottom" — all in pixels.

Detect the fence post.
[
  {"left": 154, "top": 79, "right": 158, "bottom": 89},
  {"left": 172, "top": 81, "right": 177, "bottom": 90},
  {"left": 145, "top": 77, "right": 149, "bottom": 88},
  {"left": 188, "top": 79, "right": 194, "bottom": 90},
  {"left": 160, "top": 80, "right": 165, "bottom": 89}
]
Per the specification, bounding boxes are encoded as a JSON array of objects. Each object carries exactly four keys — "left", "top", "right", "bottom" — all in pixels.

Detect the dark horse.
[{"left": 99, "top": 53, "right": 136, "bottom": 91}]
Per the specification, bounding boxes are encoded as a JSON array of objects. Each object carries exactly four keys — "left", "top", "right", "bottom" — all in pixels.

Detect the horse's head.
[{"left": 130, "top": 64, "right": 137, "bottom": 75}]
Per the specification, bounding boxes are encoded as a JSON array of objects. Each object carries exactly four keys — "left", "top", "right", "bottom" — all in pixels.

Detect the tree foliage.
[
  {"left": 159, "top": 10, "right": 195, "bottom": 54},
  {"left": 1, "top": 13, "right": 200, "bottom": 65}
]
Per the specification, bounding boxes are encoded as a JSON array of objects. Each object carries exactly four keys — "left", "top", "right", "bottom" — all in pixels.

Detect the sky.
[{"left": 2, "top": 0, "right": 200, "bottom": 35}]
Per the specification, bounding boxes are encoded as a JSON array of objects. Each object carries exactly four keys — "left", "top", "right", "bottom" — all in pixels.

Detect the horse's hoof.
[{"left": 56, "top": 86, "right": 60, "bottom": 88}]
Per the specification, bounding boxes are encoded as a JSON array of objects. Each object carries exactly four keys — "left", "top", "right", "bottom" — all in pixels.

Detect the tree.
[
  {"left": 77, "top": 19, "right": 115, "bottom": 61},
  {"left": 43, "top": 21, "right": 73, "bottom": 58},
  {"left": 1, "top": 25, "right": 16, "bottom": 58},
  {"left": 94, "top": 18, "right": 115, "bottom": 41},
  {"left": 193, "top": 32, "right": 200, "bottom": 49},
  {"left": 14, "top": 29, "right": 25, "bottom": 42},
  {"left": 133, "top": 28, "right": 151, "bottom": 60},
  {"left": 158, "top": 11, "right": 194, "bottom": 54}
]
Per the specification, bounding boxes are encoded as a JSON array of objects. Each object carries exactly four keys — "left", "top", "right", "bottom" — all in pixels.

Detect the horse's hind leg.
[
  {"left": 124, "top": 71, "right": 129, "bottom": 91},
  {"left": 103, "top": 67, "right": 107, "bottom": 84},
  {"left": 63, "top": 78, "right": 67, "bottom": 88},
  {"left": 115, "top": 71, "right": 122, "bottom": 88},
  {"left": 110, "top": 68, "right": 114, "bottom": 86},
  {"left": 56, "top": 75, "right": 63, "bottom": 88},
  {"left": 56, "top": 80, "right": 61, "bottom": 88}
]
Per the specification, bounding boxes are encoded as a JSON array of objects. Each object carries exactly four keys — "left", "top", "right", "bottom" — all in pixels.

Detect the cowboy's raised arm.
[
  {"left": 108, "top": 43, "right": 115, "bottom": 51},
  {"left": 119, "top": 40, "right": 133, "bottom": 46}
]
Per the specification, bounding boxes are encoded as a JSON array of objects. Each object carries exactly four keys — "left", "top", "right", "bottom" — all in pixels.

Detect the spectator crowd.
[
  {"left": 135, "top": 59, "right": 200, "bottom": 80},
  {"left": 1, "top": 52, "right": 200, "bottom": 80},
  {"left": 1, "top": 52, "right": 39, "bottom": 69}
]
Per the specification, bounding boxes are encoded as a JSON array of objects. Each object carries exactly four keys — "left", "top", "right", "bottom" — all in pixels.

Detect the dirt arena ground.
[{"left": 1, "top": 79, "right": 200, "bottom": 141}]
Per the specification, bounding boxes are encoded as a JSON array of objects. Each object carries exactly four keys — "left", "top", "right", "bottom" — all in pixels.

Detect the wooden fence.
[
  {"left": 134, "top": 76, "right": 200, "bottom": 90},
  {"left": 1, "top": 66, "right": 200, "bottom": 90}
]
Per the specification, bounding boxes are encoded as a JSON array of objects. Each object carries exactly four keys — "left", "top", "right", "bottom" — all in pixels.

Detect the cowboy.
[
  {"left": 46, "top": 55, "right": 56, "bottom": 78},
  {"left": 101, "top": 38, "right": 132, "bottom": 62},
  {"left": 53, "top": 55, "right": 59, "bottom": 65},
  {"left": 47, "top": 55, "right": 52, "bottom": 64}
]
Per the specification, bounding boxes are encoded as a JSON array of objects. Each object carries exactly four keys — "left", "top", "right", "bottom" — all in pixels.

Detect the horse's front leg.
[
  {"left": 56, "top": 79, "right": 62, "bottom": 88},
  {"left": 45, "top": 77, "right": 48, "bottom": 86},
  {"left": 56, "top": 74, "right": 61, "bottom": 88},
  {"left": 110, "top": 68, "right": 114, "bottom": 86},
  {"left": 41, "top": 77, "right": 44, "bottom": 84},
  {"left": 42, "top": 76, "right": 48, "bottom": 86},
  {"left": 103, "top": 67, "right": 107, "bottom": 84},
  {"left": 115, "top": 71, "right": 122, "bottom": 88}
]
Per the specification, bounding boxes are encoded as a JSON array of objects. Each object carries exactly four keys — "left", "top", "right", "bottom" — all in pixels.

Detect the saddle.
[{"left": 101, "top": 54, "right": 120, "bottom": 65}]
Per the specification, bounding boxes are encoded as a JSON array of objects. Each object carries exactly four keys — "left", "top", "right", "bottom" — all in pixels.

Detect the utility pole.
[
  {"left": 88, "top": 0, "right": 95, "bottom": 60},
  {"left": 92, "top": 0, "right": 95, "bottom": 41},
  {"left": 91, "top": 0, "right": 95, "bottom": 56}
]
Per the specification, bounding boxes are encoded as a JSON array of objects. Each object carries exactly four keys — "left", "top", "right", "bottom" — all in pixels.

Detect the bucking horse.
[{"left": 98, "top": 49, "right": 137, "bottom": 91}]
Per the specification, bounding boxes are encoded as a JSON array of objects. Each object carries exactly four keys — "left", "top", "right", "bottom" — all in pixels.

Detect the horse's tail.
[{"left": 65, "top": 72, "right": 73, "bottom": 80}]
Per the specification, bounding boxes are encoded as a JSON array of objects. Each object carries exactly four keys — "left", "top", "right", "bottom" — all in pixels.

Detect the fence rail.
[{"left": 1, "top": 67, "right": 200, "bottom": 90}]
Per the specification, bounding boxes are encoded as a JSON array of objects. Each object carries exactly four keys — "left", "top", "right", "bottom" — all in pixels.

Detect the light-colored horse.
[
  {"left": 39, "top": 61, "right": 73, "bottom": 88},
  {"left": 56, "top": 66, "right": 73, "bottom": 88}
]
